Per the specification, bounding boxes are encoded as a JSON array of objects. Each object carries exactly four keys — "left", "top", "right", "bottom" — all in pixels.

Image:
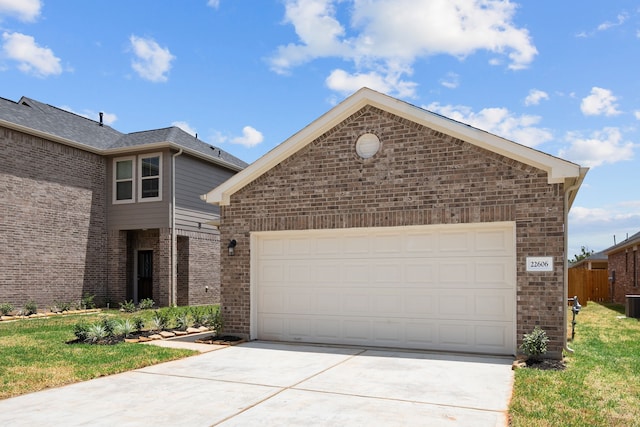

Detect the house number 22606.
[{"left": 526, "top": 257, "right": 553, "bottom": 272}]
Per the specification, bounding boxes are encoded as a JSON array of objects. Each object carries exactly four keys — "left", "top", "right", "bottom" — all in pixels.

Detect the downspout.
[
  {"left": 563, "top": 179, "right": 582, "bottom": 354},
  {"left": 171, "top": 148, "right": 183, "bottom": 306}
]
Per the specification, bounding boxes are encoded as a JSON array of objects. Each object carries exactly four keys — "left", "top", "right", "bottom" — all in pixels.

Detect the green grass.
[
  {"left": 0, "top": 310, "right": 196, "bottom": 400},
  {"left": 510, "top": 303, "right": 640, "bottom": 427}
]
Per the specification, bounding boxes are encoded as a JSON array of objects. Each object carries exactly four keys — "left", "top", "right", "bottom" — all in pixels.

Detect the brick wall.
[
  {"left": 176, "top": 230, "right": 220, "bottom": 306},
  {"left": 219, "top": 106, "right": 567, "bottom": 355},
  {"left": 0, "top": 126, "right": 107, "bottom": 310},
  {"left": 609, "top": 248, "right": 639, "bottom": 303}
]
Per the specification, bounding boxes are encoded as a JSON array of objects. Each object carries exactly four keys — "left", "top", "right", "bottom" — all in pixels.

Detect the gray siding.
[
  {"left": 174, "top": 154, "right": 236, "bottom": 233},
  {"left": 107, "top": 149, "right": 171, "bottom": 230}
]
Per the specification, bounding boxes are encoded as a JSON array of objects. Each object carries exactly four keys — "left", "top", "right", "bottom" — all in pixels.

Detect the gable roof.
[
  {"left": 0, "top": 96, "right": 247, "bottom": 171},
  {"left": 605, "top": 231, "right": 640, "bottom": 255},
  {"left": 569, "top": 250, "right": 608, "bottom": 268},
  {"left": 203, "top": 87, "right": 588, "bottom": 206}
]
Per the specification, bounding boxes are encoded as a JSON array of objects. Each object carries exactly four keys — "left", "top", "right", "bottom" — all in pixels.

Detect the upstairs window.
[
  {"left": 113, "top": 156, "right": 135, "bottom": 204},
  {"left": 138, "top": 153, "right": 162, "bottom": 202}
]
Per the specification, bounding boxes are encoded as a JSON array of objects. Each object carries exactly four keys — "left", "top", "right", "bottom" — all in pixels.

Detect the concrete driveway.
[{"left": 0, "top": 342, "right": 514, "bottom": 426}]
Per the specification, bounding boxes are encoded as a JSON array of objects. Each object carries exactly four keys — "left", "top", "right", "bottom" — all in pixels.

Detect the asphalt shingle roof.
[{"left": 0, "top": 96, "right": 247, "bottom": 170}]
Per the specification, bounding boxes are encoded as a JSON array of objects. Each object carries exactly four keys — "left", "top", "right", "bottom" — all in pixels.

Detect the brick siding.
[
  {"left": 219, "top": 106, "right": 567, "bottom": 355},
  {"left": 0, "top": 126, "right": 108, "bottom": 309},
  {"left": 177, "top": 230, "right": 221, "bottom": 306},
  {"left": 609, "top": 248, "right": 639, "bottom": 303}
]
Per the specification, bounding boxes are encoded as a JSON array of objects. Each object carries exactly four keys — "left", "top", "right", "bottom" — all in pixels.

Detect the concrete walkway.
[{"left": 0, "top": 342, "right": 514, "bottom": 426}]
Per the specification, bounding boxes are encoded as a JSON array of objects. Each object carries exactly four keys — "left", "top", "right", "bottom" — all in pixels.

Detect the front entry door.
[{"left": 137, "top": 250, "right": 153, "bottom": 301}]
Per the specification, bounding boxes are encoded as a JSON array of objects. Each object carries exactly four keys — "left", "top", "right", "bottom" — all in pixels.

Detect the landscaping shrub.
[
  {"left": 132, "top": 316, "right": 145, "bottom": 332},
  {"left": 85, "top": 324, "right": 108, "bottom": 343},
  {"left": 520, "top": 326, "right": 549, "bottom": 362},
  {"left": 100, "top": 317, "right": 118, "bottom": 336},
  {"left": 138, "top": 298, "right": 154, "bottom": 310},
  {"left": 119, "top": 300, "right": 136, "bottom": 313},
  {"left": 23, "top": 300, "right": 38, "bottom": 316},
  {"left": 73, "top": 322, "right": 90, "bottom": 342},
  {"left": 0, "top": 302, "right": 14, "bottom": 316},
  {"left": 151, "top": 310, "right": 170, "bottom": 331},
  {"left": 81, "top": 293, "right": 96, "bottom": 309},
  {"left": 114, "top": 319, "right": 135, "bottom": 338},
  {"left": 175, "top": 312, "right": 192, "bottom": 331}
]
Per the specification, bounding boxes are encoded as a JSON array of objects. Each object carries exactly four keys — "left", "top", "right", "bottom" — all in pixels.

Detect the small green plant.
[
  {"left": 0, "top": 302, "right": 14, "bottom": 316},
  {"left": 190, "top": 306, "right": 205, "bottom": 326},
  {"left": 132, "top": 316, "right": 145, "bottom": 332},
  {"left": 119, "top": 300, "right": 136, "bottom": 313},
  {"left": 23, "top": 300, "right": 38, "bottom": 316},
  {"left": 114, "top": 319, "right": 136, "bottom": 338},
  {"left": 85, "top": 324, "right": 108, "bottom": 343},
  {"left": 100, "top": 317, "right": 118, "bottom": 336},
  {"left": 51, "top": 300, "right": 72, "bottom": 313},
  {"left": 520, "top": 326, "right": 549, "bottom": 362},
  {"left": 174, "top": 312, "right": 192, "bottom": 331},
  {"left": 205, "top": 306, "right": 223, "bottom": 334},
  {"left": 73, "top": 322, "right": 90, "bottom": 341},
  {"left": 81, "top": 293, "right": 96, "bottom": 309},
  {"left": 138, "top": 298, "right": 154, "bottom": 310},
  {"left": 151, "top": 310, "right": 170, "bottom": 331}
]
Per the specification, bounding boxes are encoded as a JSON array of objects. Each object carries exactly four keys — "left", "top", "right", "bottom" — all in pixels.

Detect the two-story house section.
[{"left": 0, "top": 96, "right": 247, "bottom": 310}]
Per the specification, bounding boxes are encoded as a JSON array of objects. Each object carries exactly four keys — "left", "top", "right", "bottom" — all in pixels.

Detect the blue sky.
[{"left": 1, "top": 0, "right": 638, "bottom": 257}]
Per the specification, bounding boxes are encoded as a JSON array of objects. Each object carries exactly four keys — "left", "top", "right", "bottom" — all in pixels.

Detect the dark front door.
[{"left": 137, "top": 250, "right": 153, "bottom": 301}]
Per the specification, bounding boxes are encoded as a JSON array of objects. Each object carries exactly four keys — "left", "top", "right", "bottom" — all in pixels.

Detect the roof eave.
[
  {"left": 203, "top": 87, "right": 588, "bottom": 206},
  {"left": 0, "top": 119, "right": 103, "bottom": 155},
  {"left": 106, "top": 143, "right": 245, "bottom": 172}
]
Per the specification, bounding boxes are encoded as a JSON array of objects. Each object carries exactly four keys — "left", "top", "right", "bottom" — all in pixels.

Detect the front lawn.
[
  {"left": 510, "top": 302, "right": 640, "bottom": 427},
  {"left": 0, "top": 310, "right": 197, "bottom": 400}
]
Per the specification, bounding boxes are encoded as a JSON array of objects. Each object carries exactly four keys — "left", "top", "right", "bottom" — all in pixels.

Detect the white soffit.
[{"left": 203, "top": 87, "right": 586, "bottom": 206}]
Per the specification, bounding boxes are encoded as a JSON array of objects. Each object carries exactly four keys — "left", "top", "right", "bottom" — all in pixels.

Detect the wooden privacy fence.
[{"left": 568, "top": 269, "right": 610, "bottom": 306}]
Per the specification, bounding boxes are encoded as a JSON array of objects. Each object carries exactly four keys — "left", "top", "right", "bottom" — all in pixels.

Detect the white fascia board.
[
  {"left": 364, "top": 92, "right": 583, "bottom": 184},
  {"left": 203, "top": 87, "right": 584, "bottom": 205}
]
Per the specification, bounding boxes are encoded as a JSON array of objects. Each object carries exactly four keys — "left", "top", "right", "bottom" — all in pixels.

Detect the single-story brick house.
[
  {"left": 0, "top": 95, "right": 246, "bottom": 310},
  {"left": 203, "top": 88, "right": 588, "bottom": 357},
  {"left": 569, "top": 251, "right": 608, "bottom": 270},
  {"left": 606, "top": 231, "right": 640, "bottom": 304}
]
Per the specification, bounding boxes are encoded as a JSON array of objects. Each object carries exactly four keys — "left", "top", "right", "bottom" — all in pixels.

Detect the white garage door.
[{"left": 252, "top": 222, "right": 516, "bottom": 355}]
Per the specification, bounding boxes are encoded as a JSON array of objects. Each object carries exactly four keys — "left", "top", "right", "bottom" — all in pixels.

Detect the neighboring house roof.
[
  {"left": 569, "top": 250, "right": 608, "bottom": 268},
  {"left": 605, "top": 231, "right": 640, "bottom": 255},
  {"left": 202, "top": 87, "right": 588, "bottom": 206},
  {"left": 0, "top": 96, "right": 247, "bottom": 171}
]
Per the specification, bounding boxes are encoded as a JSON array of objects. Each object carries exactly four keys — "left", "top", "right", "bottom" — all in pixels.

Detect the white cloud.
[
  {"left": 0, "top": 0, "right": 41, "bottom": 22},
  {"left": 559, "top": 127, "right": 635, "bottom": 167},
  {"left": 597, "top": 13, "right": 628, "bottom": 32},
  {"left": 129, "top": 35, "right": 175, "bottom": 83},
  {"left": 580, "top": 87, "right": 621, "bottom": 116},
  {"left": 524, "top": 89, "right": 549, "bottom": 106},
  {"left": 440, "top": 72, "right": 459, "bottom": 89},
  {"left": 1, "top": 32, "right": 62, "bottom": 77},
  {"left": 172, "top": 121, "right": 197, "bottom": 136},
  {"left": 568, "top": 203, "right": 640, "bottom": 253},
  {"left": 207, "top": 0, "right": 220, "bottom": 8},
  {"left": 634, "top": 110, "right": 640, "bottom": 120},
  {"left": 231, "top": 126, "right": 264, "bottom": 148},
  {"left": 326, "top": 68, "right": 417, "bottom": 98},
  {"left": 271, "top": 0, "right": 537, "bottom": 97},
  {"left": 425, "top": 102, "right": 552, "bottom": 147},
  {"left": 60, "top": 106, "right": 117, "bottom": 126}
]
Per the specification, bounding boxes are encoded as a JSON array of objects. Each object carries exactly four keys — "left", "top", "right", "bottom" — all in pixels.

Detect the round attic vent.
[{"left": 355, "top": 133, "right": 380, "bottom": 159}]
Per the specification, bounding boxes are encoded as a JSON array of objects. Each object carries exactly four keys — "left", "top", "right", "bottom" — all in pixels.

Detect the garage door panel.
[{"left": 254, "top": 223, "right": 516, "bottom": 355}]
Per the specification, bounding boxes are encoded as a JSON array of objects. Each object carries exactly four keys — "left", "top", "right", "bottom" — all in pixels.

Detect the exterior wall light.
[{"left": 228, "top": 239, "right": 237, "bottom": 256}]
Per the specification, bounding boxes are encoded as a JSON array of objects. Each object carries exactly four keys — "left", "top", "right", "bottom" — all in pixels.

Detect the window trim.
[
  {"left": 138, "top": 152, "right": 163, "bottom": 202},
  {"left": 112, "top": 156, "right": 136, "bottom": 205}
]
